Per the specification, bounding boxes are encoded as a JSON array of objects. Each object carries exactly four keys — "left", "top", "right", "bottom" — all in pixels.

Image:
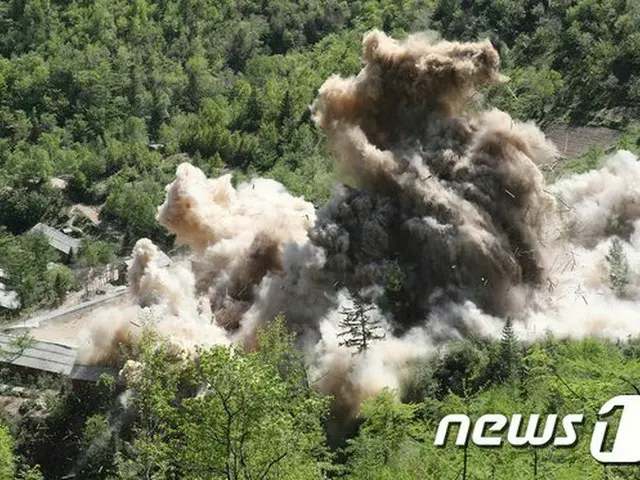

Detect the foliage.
[
  {"left": 1, "top": 0, "right": 639, "bottom": 477},
  {"left": 347, "top": 335, "right": 640, "bottom": 479},
  {"left": 345, "top": 389, "right": 417, "bottom": 474},
  {"left": 548, "top": 146, "right": 606, "bottom": 182},
  {"left": 77, "top": 413, "right": 117, "bottom": 479},
  {"left": 8, "top": 323, "right": 640, "bottom": 478},
  {"left": 606, "top": 237, "right": 630, "bottom": 297},
  {"left": 78, "top": 239, "right": 118, "bottom": 268},
  {"left": 431, "top": 338, "right": 500, "bottom": 398},
  {"left": 118, "top": 320, "right": 331, "bottom": 479},
  {"left": 47, "top": 264, "right": 77, "bottom": 305},
  {"left": 16, "top": 465, "right": 45, "bottom": 480},
  {"left": 0, "top": 332, "right": 37, "bottom": 364},
  {"left": 15, "top": 378, "right": 116, "bottom": 479},
  {"left": 0, "top": 230, "right": 60, "bottom": 311},
  {"left": 101, "top": 178, "right": 173, "bottom": 248},
  {"left": 0, "top": 424, "right": 14, "bottom": 479},
  {"left": 433, "top": 0, "right": 640, "bottom": 126},
  {"left": 0, "top": 229, "right": 80, "bottom": 312},
  {"left": 0, "top": 185, "right": 66, "bottom": 235},
  {"left": 616, "top": 122, "right": 640, "bottom": 155},
  {"left": 338, "top": 297, "right": 386, "bottom": 353},
  {"left": 498, "top": 317, "right": 521, "bottom": 382}
]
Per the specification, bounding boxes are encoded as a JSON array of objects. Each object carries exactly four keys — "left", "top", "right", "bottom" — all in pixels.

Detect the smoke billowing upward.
[
  {"left": 310, "top": 30, "right": 555, "bottom": 330},
  {"left": 76, "top": 30, "right": 640, "bottom": 415}
]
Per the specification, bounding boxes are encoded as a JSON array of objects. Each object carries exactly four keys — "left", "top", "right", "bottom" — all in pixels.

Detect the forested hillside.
[
  {"left": 1, "top": 0, "right": 639, "bottom": 236},
  {"left": 4, "top": 320, "right": 640, "bottom": 478},
  {"left": 1, "top": 0, "right": 639, "bottom": 314},
  {"left": 1, "top": 0, "right": 640, "bottom": 478}
]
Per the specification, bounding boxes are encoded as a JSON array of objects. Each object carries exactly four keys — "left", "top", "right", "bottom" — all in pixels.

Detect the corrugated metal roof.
[
  {"left": 29, "top": 223, "right": 81, "bottom": 255},
  {"left": 0, "top": 334, "right": 118, "bottom": 380},
  {"left": 0, "top": 334, "right": 75, "bottom": 375}
]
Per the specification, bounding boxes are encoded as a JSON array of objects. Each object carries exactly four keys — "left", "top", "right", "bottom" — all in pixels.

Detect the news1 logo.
[{"left": 434, "top": 395, "right": 640, "bottom": 464}]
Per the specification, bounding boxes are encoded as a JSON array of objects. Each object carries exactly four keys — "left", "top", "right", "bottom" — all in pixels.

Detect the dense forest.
[
  {"left": 0, "top": 0, "right": 640, "bottom": 478},
  {"left": 0, "top": 0, "right": 639, "bottom": 314},
  {"left": 5, "top": 320, "right": 640, "bottom": 478}
]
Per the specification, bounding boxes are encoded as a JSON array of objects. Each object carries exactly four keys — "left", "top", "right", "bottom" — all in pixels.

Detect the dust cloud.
[{"left": 76, "top": 30, "right": 640, "bottom": 414}]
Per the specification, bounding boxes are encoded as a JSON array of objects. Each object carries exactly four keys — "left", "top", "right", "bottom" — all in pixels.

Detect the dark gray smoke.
[{"left": 309, "top": 30, "right": 555, "bottom": 332}]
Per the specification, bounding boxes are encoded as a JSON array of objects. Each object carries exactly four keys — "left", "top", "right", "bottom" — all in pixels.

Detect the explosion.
[{"left": 78, "top": 30, "right": 640, "bottom": 415}]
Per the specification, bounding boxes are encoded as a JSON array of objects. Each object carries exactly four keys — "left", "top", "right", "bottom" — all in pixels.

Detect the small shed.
[
  {"left": 0, "top": 270, "right": 20, "bottom": 311},
  {"left": 0, "top": 286, "right": 20, "bottom": 311},
  {"left": 29, "top": 223, "right": 81, "bottom": 257}
]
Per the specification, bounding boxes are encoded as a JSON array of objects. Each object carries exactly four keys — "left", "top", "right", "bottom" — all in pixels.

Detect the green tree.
[
  {"left": 0, "top": 331, "right": 37, "bottom": 363},
  {"left": 78, "top": 239, "right": 117, "bottom": 268},
  {"left": 47, "top": 264, "right": 76, "bottom": 305},
  {"left": 346, "top": 389, "right": 416, "bottom": 473},
  {"left": 76, "top": 413, "right": 117, "bottom": 479},
  {"left": 432, "top": 339, "right": 497, "bottom": 398},
  {"left": 498, "top": 317, "right": 520, "bottom": 383},
  {"left": 338, "top": 297, "right": 385, "bottom": 354},
  {"left": 606, "top": 237, "right": 630, "bottom": 297},
  {"left": 0, "top": 424, "right": 14, "bottom": 479},
  {"left": 0, "top": 185, "right": 66, "bottom": 234},
  {"left": 102, "top": 179, "right": 171, "bottom": 248},
  {"left": 0, "top": 230, "right": 58, "bottom": 310},
  {"left": 16, "top": 464, "right": 45, "bottom": 480},
  {"left": 120, "top": 322, "right": 330, "bottom": 479}
]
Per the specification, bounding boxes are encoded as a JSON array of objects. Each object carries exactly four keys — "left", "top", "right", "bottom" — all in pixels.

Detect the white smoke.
[{"left": 523, "top": 150, "right": 640, "bottom": 339}]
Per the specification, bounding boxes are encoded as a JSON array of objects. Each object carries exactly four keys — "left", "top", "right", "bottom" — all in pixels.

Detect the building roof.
[
  {"left": 51, "top": 177, "right": 68, "bottom": 189},
  {"left": 0, "top": 334, "right": 76, "bottom": 375},
  {"left": 0, "top": 285, "right": 20, "bottom": 310},
  {"left": 29, "top": 223, "right": 82, "bottom": 255},
  {"left": 0, "top": 270, "right": 19, "bottom": 310},
  {"left": 545, "top": 125, "right": 621, "bottom": 159},
  {"left": 70, "top": 204, "right": 101, "bottom": 226},
  {"left": 0, "top": 334, "right": 118, "bottom": 380}
]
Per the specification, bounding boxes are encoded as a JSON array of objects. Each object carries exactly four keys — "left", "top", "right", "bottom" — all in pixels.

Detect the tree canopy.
[{"left": 1, "top": 0, "right": 639, "bottom": 478}]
